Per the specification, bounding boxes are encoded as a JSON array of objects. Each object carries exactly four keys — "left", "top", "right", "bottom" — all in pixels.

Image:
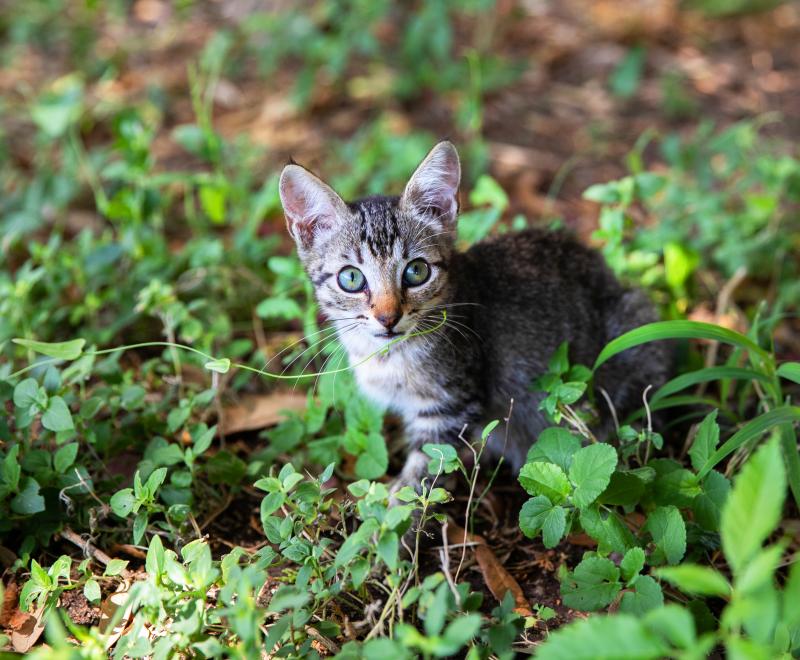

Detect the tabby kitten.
[{"left": 279, "top": 142, "right": 668, "bottom": 492}]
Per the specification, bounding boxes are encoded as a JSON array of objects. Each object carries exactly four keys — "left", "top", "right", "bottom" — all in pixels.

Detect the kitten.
[{"left": 279, "top": 141, "right": 669, "bottom": 492}]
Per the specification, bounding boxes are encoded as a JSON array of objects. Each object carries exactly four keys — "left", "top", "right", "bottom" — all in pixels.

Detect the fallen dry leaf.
[
  {"left": 0, "top": 579, "right": 19, "bottom": 628},
  {"left": 219, "top": 391, "right": 307, "bottom": 436},
  {"left": 447, "top": 521, "right": 533, "bottom": 617},
  {"left": 10, "top": 602, "right": 46, "bottom": 653},
  {"left": 100, "top": 589, "right": 134, "bottom": 650}
]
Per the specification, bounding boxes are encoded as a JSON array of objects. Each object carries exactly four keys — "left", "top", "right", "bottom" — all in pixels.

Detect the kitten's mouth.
[{"left": 374, "top": 330, "right": 403, "bottom": 339}]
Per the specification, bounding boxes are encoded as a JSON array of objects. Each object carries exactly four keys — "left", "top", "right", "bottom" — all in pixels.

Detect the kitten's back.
[{"left": 452, "top": 228, "right": 668, "bottom": 442}]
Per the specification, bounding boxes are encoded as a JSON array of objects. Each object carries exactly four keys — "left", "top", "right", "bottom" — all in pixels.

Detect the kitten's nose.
[{"left": 376, "top": 310, "right": 401, "bottom": 330}]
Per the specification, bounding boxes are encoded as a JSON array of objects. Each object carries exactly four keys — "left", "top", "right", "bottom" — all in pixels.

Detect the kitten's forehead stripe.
[{"left": 351, "top": 196, "right": 401, "bottom": 259}]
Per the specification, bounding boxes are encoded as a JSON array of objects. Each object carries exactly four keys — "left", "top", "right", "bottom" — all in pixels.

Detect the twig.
[
  {"left": 642, "top": 385, "right": 654, "bottom": 465},
  {"left": 306, "top": 626, "right": 341, "bottom": 655},
  {"left": 60, "top": 528, "right": 132, "bottom": 578},
  {"left": 456, "top": 424, "right": 477, "bottom": 583},
  {"left": 598, "top": 387, "right": 620, "bottom": 437}
]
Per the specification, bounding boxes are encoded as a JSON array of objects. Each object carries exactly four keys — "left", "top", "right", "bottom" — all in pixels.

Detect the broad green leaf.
[
  {"left": 377, "top": 531, "right": 399, "bottom": 571},
  {"left": 594, "top": 321, "right": 768, "bottom": 372},
  {"left": 653, "top": 467, "right": 703, "bottom": 507},
  {"left": 556, "top": 381, "right": 587, "bottom": 404},
  {"left": 689, "top": 411, "right": 719, "bottom": 472},
  {"left": 519, "top": 495, "right": 552, "bottom": 538},
  {"left": 620, "top": 547, "right": 646, "bottom": 583},
  {"left": 526, "top": 427, "right": 582, "bottom": 472},
  {"left": 609, "top": 45, "right": 646, "bottom": 99},
  {"left": 736, "top": 544, "right": 784, "bottom": 595},
  {"left": 199, "top": 184, "right": 226, "bottom": 224},
  {"left": 783, "top": 559, "right": 800, "bottom": 631},
  {"left": 133, "top": 511, "right": 148, "bottom": 544},
  {"left": 536, "top": 614, "right": 666, "bottom": 660},
  {"left": 580, "top": 506, "right": 635, "bottom": 555},
  {"left": 422, "top": 443, "right": 460, "bottom": 475},
  {"left": 355, "top": 432, "right": 388, "bottom": 479},
  {"left": 518, "top": 462, "right": 571, "bottom": 503},
  {"left": 541, "top": 505, "right": 567, "bottom": 548},
  {"left": 83, "top": 578, "right": 101, "bottom": 603},
  {"left": 13, "top": 378, "right": 41, "bottom": 409},
  {"left": 721, "top": 436, "right": 785, "bottom": 575},
  {"left": 260, "top": 492, "right": 285, "bottom": 520},
  {"left": 11, "top": 477, "right": 45, "bottom": 515},
  {"left": 655, "top": 564, "right": 731, "bottom": 597},
  {"left": 600, "top": 471, "right": 646, "bottom": 506},
  {"left": 693, "top": 469, "right": 730, "bottom": 531},
  {"left": 469, "top": 174, "right": 509, "bottom": 211},
  {"left": 777, "top": 362, "right": 800, "bottom": 385},
  {"left": 697, "top": 406, "right": 800, "bottom": 479},
  {"left": 644, "top": 506, "right": 686, "bottom": 565},
  {"left": 643, "top": 605, "right": 697, "bottom": 650},
  {"left": 13, "top": 338, "right": 86, "bottom": 360},
  {"left": 651, "top": 366, "right": 770, "bottom": 405},
  {"left": 204, "top": 358, "right": 230, "bottom": 374},
  {"left": 256, "top": 297, "right": 303, "bottom": 321},
  {"left": 268, "top": 586, "right": 310, "bottom": 612},
  {"left": 42, "top": 396, "right": 74, "bottom": 432},
  {"left": 441, "top": 614, "right": 482, "bottom": 654},
  {"left": 569, "top": 443, "right": 617, "bottom": 507},
  {"left": 54, "top": 443, "right": 79, "bottom": 473},
  {"left": 350, "top": 558, "right": 369, "bottom": 588},
  {"left": 663, "top": 241, "right": 699, "bottom": 293},
  {"left": 103, "top": 559, "right": 129, "bottom": 577},
  {"left": 110, "top": 489, "right": 136, "bottom": 517},
  {"left": 425, "top": 582, "right": 450, "bottom": 636},
  {"left": 619, "top": 576, "right": 663, "bottom": 616},
  {"left": 561, "top": 556, "right": 621, "bottom": 611}
]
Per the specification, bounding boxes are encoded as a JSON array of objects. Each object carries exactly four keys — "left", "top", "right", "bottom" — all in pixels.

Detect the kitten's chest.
[{"left": 352, "top": 348, "right": 441, "bottom": 418}]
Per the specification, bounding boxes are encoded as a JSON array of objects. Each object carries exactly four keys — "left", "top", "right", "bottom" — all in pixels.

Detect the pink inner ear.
[{"left": 292, "top": 213, "right": 332, "bottom": 247}]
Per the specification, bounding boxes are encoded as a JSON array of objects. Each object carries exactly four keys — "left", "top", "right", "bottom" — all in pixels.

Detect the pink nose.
[{"left": 376, "top": 311, "right": 401, "bottom": 330}]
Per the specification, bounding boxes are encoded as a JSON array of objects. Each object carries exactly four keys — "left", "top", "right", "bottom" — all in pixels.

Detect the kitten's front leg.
[{"left": 389, "top": 449, "right": 431, "bottom": 498}]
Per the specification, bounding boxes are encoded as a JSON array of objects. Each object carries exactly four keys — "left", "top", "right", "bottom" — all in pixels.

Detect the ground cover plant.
[{"left": 2, "top": 0, "right": 800, "bottom": 657}]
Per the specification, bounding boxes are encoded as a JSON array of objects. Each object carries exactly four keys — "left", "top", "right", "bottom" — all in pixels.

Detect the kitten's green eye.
[
  {"left": 403, "top": 259, "right": 430, "bottom": 287},
  {"left": 337, "top": 267, "right": 366, "bottom": 293}
]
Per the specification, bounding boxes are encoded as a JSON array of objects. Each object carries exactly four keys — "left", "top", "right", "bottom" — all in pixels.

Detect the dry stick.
[
  {"left": 60, "top": 528, "right": 132, "bottom": 579},
  {"left": 473, "top": 399, "right": 515, "bottom": 517},
  {"left": 439, "top": 522, "right": 461, "bottom": 606},
  {"left": 697, "top": 266, "right": 748, "bottom": 397},
  {"left": 598, "top": 387, "right": 620, "bottom": 437},
  {"left": 642, "top": 385, "right": 654, "bottom": 465},
  {"left": 455, "top": 424, "right": 477, "bottom": 584}
]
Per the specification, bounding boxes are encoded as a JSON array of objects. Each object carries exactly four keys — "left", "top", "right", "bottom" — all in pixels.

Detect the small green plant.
[{"left": 536, "top": 436, "right": 800, "bottom": 659}]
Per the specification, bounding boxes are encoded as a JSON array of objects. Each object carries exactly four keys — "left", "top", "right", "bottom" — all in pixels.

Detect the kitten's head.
[{"left": 279, "top": 141, "right": 460, "bottom": 351}]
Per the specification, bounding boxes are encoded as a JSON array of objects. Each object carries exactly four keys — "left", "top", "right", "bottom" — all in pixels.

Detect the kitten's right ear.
[
  {"left": 401, "top": 141, "right": 461, "bottom": 228},
  {"left": 279, "top": 164, "right": 348, "bottom": 251}
]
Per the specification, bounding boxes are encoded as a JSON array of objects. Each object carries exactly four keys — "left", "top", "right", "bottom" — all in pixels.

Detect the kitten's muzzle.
[{"left": 375, "top": 310, "right": 401, "bottom": 331}]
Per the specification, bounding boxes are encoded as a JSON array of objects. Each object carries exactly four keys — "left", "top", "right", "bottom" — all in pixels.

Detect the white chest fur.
[{"left": 348, "top": 342, "right": 441, "bottom": 420}]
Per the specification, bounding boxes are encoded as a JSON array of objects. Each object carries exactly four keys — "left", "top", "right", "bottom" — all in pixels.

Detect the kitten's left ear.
[{"left": 401, "top": 141, "right": 461, "bottom": 228}]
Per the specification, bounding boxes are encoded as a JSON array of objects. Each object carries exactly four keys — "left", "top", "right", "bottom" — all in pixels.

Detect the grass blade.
[
  {"left": 651, "top": 366, "right": 770, "bottom": 405},
  {"left": 697, "top": 406, "right": 800, "bottom": 480},
  {"left": 777, "top": 362, "right": 800, "bottom": 386},
  {"left": 593, "top": 321, "right": 769, "bottom": 372},
  {"left": 12, "top": 338, "right": 86, "bottom": 360}
]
